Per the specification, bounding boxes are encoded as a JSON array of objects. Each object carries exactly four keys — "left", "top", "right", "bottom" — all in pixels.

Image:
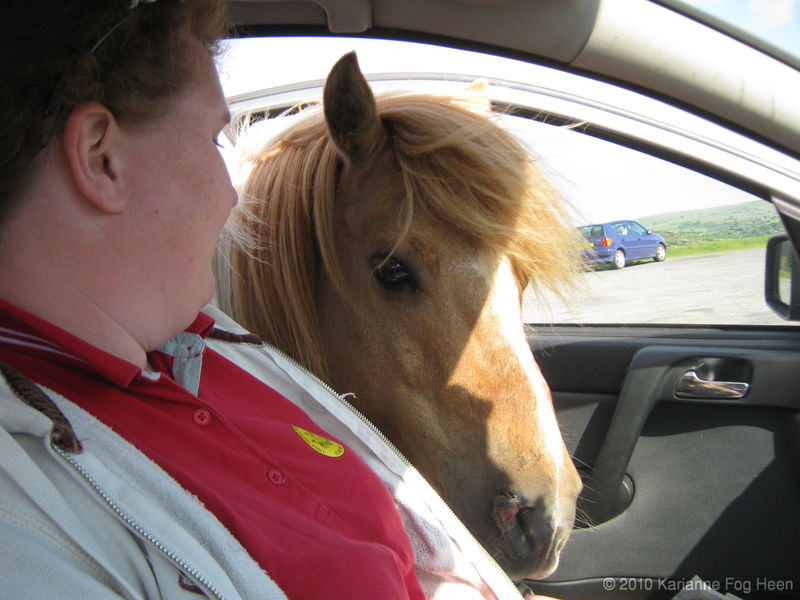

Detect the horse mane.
[{"left": 218, "top": 91, "right": 579, "bottom": 381}]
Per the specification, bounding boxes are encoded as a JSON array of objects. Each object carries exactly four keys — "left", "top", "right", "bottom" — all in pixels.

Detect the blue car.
[{"left": 579, "top": 220, "right": 668, "bottom": 269}]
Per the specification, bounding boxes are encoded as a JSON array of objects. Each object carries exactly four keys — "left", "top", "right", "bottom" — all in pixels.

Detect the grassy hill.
[{"left": 638, "top": 200, "right": 782, "bottom": 248}]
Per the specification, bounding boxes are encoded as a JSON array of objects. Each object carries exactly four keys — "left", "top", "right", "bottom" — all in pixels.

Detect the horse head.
[{"left": 225, "top": 52, "right": 582, "bottom": 580}]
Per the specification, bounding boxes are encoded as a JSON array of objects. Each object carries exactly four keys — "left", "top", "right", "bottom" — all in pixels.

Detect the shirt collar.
[{"left": 0, "top": 299, "right": 215, "bottom": 387}]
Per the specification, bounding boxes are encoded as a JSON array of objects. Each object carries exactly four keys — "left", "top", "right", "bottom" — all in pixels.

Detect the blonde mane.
[{"left": 220, "top": 92, "right": 579, "bottom": 380}]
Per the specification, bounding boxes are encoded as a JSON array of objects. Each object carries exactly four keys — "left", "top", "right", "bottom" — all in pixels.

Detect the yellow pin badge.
[{"left": 292, "top": 425, "right": 345, "bottom": 457}]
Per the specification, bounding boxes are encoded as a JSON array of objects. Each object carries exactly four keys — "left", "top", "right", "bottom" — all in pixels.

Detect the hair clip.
[
  {"left": 41, "top": 0, "right": 164, "bottom": 146},
  {"left": 129, "top": 0, "right": 159, "bottom": 9}
]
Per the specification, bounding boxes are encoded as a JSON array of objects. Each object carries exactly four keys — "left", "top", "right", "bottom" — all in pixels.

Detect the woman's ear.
[{"left": 62, "top": 102, "right": 127, "bottom": 214}]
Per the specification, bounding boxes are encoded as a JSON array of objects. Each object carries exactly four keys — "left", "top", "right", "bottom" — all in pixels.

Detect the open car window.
[
  {"left": 508, "top": 116, "right": 787, "bottom": 326},
  {"left": 219, "top": 36, "right": 798, "bottom": 328}
]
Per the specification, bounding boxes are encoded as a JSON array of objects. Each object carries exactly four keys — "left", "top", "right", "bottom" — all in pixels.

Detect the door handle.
[{"left": 675, "top": 370, "right": 750, "bottom": 399}]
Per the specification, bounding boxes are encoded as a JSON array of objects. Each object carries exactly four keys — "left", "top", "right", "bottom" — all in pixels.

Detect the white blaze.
[{"left": 485, "top": 258, "right": 564, "bottom": 494}]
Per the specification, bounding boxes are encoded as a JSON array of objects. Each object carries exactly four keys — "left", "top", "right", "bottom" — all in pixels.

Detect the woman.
[{"left": 0, "top": 1, "right": 422, "bottom": 597}]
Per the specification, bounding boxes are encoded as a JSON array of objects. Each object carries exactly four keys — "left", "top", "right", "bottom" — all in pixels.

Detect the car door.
[
  {"left": 614, "top": 221, "right": 639, "bottom": 259},
  {"left": 526, "top": 322, "right": 800, "bottom": 598},
  {"left": 628, "top": 220, "right": 656, "bottom": 259},
  {"left": 611, "top": 221, "right": 637, "bottom": 260}
]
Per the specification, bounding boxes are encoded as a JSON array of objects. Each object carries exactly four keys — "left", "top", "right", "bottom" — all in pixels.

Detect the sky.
[
  {"left": 682, "top": 0, "right": 800, "bottom": 58},
  {"left": 216, "top": 1, "right": 800, "bottom": 224}
]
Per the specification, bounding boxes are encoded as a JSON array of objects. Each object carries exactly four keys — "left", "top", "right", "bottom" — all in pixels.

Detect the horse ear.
[
  {"left": 453, "top": 79, "right": 493, "bottom": 115},
  {"left": 323, "top": 52, "right": 385, "bottom": 163}
]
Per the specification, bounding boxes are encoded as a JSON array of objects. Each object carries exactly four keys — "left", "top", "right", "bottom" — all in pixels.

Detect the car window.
[
  {"left": 629, "top": 222, "right": 648, "bottom": 235},
  {"left": 219, "top": 36, "right": 794, "bottom": 328},
  {"left": 613, "top": 223, "right": 629, "bottom": 236},
  {"left": 513, "top": 117, "right": 786, "bottom": 326}
]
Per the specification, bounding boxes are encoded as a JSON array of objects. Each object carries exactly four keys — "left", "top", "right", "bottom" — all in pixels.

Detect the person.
[{"left": 0, "top": 1, "right": 528, "bottom": 599}]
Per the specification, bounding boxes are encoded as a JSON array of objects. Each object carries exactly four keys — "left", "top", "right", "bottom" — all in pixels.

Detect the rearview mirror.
[{"left": 765, "top": 233, "right": 800, "bottom": 320}]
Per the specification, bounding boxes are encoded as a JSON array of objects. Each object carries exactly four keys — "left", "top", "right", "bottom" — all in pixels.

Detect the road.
[{"left": 522, "top": 247, "right": 792, "bottom": 326}]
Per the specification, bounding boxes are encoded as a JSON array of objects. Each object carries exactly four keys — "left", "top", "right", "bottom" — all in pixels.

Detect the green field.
[
  {"left": 665, "top": 235, "right": 771, "bottom": 258},
  {"left": 636, "top": 201, "right": 781, "bottom": 258}
]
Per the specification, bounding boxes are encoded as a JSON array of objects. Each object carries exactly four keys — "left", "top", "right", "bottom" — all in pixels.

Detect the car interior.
[{"left": 225, "top": 1, "right": 800, "bottom": 598}]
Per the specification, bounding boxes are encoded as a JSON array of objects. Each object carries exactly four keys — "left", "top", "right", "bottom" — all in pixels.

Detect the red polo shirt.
[{"left": 0, "top": 300, "right": 423, "bottom": 600}]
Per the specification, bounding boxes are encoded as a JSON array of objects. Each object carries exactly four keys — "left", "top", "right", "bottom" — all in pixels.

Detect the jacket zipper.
[
  {"left": 257, "top": 340, "right": 524, "bottom": 599},
  {"left": 51, "top": 443, "right": 229, "bottom": 600}
]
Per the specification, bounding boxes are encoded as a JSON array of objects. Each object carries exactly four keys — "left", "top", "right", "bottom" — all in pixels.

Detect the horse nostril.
[{"left": 493, "top": 493, "right": 522, "bottom": 532}]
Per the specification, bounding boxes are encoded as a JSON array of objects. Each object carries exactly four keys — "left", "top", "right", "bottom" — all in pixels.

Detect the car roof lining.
[
  {"left": 230, "top": 0, "right": 600, "bottom": 57},
  {"left": 228, "top": 0, "right": 800, "bottom": 160}
]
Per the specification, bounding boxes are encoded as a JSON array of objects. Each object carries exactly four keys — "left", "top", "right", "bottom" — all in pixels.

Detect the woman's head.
[
  {"left": 0, "top": 1, "right": 235, "bottom": 360},
  {"left": 0, "top": 0, "right": 228, "bottom": 220}
]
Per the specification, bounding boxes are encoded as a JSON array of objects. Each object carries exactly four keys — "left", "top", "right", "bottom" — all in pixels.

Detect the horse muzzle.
[{"left": 492, "top": 492, "right": 570, "bottom": 580}]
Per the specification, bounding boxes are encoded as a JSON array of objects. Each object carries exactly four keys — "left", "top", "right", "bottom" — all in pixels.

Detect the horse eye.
[{"left": 373, "top": 257, "right": 418, "bottom": 293}]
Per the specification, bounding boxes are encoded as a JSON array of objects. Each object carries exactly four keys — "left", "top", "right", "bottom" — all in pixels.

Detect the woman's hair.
[{"left": 0, "top": 0, "right": 229, "bottom": 221}]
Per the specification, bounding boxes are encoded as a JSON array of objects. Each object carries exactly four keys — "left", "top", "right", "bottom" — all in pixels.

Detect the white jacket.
[{"left": 0, "top": 305, "right": 523, "bottom": 600}]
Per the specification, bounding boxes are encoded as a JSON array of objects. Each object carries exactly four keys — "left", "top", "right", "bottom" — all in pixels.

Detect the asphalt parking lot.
[{"left": 523, "top": 247, "right": 793, "bottom": 327}]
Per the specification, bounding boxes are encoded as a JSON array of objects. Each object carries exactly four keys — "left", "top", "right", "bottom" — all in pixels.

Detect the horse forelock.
[
  {"left": 376, "top": 94, "right": 581, "bottom": 297},
  {"left": 224, "top": 91, "right": 580, "bottom": 380}
]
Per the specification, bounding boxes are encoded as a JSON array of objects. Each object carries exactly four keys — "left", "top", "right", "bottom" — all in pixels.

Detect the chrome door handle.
[{"left": 675, "top": 370, "right": 750, "bottom": 399}]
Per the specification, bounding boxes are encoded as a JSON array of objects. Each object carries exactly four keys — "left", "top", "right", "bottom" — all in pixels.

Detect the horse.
[{"left": 217, "top": 51, "right": 582, "bottom": 580}]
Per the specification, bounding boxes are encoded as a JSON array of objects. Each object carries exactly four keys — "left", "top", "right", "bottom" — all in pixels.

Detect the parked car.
[{"left": 579, "top": 220, "right": 668, "bottom": 269}]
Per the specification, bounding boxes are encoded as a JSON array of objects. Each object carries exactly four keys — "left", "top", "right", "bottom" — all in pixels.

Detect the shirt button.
[
  {"left": 192, "top": 408, "right": 211, "bottom": 426},
  {"left": 267, "top": 469, "right": 286, "bottom": 485}
]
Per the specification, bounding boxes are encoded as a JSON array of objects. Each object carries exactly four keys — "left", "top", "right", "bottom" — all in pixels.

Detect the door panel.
[
  {"left": 628, "top": 221, "right": 656, "bottom": 259},
  {"left": 526, "top": 328, "right": 800, "bottom": 599}
]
